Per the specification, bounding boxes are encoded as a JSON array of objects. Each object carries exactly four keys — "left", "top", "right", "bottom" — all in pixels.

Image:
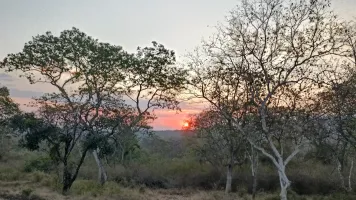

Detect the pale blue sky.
[
  {"left": 0, "top": 0, "right": 239, "bottom": 58},
  {"left": 1, "top": 0, "right": 355, "bottom": 129},
  {"left": 1, "top": 0, "right": 355, "bottom": 61}
]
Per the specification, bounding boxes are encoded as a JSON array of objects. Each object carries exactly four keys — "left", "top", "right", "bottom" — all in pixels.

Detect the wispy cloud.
[
  {"left": 0, "top": 73, "right": 13, "bottom": 82},
  {"left": 9, "top": 88, "right": 44, "bottom": 99}
]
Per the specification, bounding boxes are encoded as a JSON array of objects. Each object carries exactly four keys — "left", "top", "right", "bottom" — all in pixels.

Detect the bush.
[
  {"left": 21, "top": 188, "right": 33, "bottom": 197},
  {"left": 291, "top": 174, "right": 338, "bottom": 195},
  {"left": 24, "top": 156, "right": 53, "bottom": 173},
  {"left": 28, "top": 171, "right": 53, "bottom": 184},
  {"left": 71, "top": 180, "right": 103, "bottom": 196},
  {"left": 0, "top": 167, "right": 22, "bottom": 181},
  {"left": 327, "top": 193, "right": 356, "bottom": 200},
  {"left": 71, "top": 180, "right": 123, "bottom": 197}
]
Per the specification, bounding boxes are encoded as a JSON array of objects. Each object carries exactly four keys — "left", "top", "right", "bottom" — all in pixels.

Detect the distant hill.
[
  {"left": 152, "top": 130, "right": 184, "bottom": 140},
  {"left": 136, "top": 129, "right": 194, "bottom": 141}
]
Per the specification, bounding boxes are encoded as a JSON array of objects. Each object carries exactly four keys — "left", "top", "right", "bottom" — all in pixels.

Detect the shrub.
[
  {"left": 28, "top": 171, "right": 53, "bottom": 184},
  {"left": 327, "top": 193, "right": 356, "bottom": 200},
  {"left": 264, "top": 196, "right": 280, "bottom": 200},
  {"left": 0, "top": 168, "right": 22, "bottom": 181},
  {"left": 71, "top": 180, "right": 103, "bottom": 196},
  {"left": 21, "top": 188, "right": 33, "bottom": 197},
  {"left": 70, "top": 180, "right": 126, "bottom": 197},
  {"left": 24, "top": 156, "right": 53, "bottom": 173}
]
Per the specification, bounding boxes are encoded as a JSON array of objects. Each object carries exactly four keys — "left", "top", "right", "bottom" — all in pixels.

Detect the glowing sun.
[{"left": 182, "top": 121, "right": 190, "bottom": 128}]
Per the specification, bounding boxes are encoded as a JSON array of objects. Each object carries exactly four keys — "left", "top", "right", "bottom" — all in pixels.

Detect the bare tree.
[
  {"left": 191, "top": 108, "right": 247, "bottom": 193},
  {"left": 187, "top": 0, "right": 343, "bottom": 199},
  {"left": 312, "top": 70, "right": 356, "bottom": 192}
]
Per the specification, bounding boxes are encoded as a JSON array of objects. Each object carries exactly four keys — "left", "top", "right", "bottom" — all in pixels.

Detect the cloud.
[
  {"left": 12, "top": 97, "right": 37, "bottom": 112},
  {"left": 9, "top": 88, "right": 44, "bottom": 99},
  {"left": 0, "top": 73, "right": 14, "bottom": 82}
]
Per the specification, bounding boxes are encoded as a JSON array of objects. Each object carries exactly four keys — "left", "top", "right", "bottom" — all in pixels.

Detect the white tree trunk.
[
  {"left": 348, "top": 158, "right": 354, "bottom": 192},
  {"left": 93, "top": 149, "right": 108, "bottom": 185},
  {"left": 225, "top": 164, "right": 233, "bottom": 193},
  {"left": 278, "top": 166, "right": 290, "bottom": 200},
  {"left": 336, "top": 158, "right": 346, "bottom": 191},
  {"left": 280, "top": 185, "right": 288, "bottom": 200},
  {"left": 232, "top": 108, "right": 305, "bottom": 200},
  {"left": 250, "top": 141, "right": 302, "bottom": 200}
]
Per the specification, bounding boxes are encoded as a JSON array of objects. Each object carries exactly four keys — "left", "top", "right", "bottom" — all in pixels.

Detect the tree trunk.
[
  {"left": 61, "top": 147, "right": 88, "bottom": 194},
  {"left": 278, "top": 165, "right": 290, "bottom": 200},
  {"left": 336, "top": 158, "right": 346, "bottom": 191},
  {"left": 62, "top": 164, "right": 73, "bottom": 195},
  {"left": 252, "top": 173, "right": 258, "bottom": 199},
  {"left": 348, "top": 158, "right": 354, "bottom": 192},
  {"left": 249, "top": 146, "right": 259, "bottom": 200},
  {"left": 93, "top": 149, "right": 108, "bottom": 185},
  {"left": 225, "top": 164, "right": 232, "bottom": 193},
  {"left": 121, "top": 149, "right": 125, "bottom": 164},
  {"left": 280, "top": 185, "right": 288, "bottom": 200}
]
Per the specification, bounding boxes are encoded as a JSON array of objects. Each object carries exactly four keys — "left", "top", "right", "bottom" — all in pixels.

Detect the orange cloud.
[
  {"left": 151, "top": 108, "right": 202, "bottom": 130},
  {"left": 11, "top": 97, "right": 204, "bottom": 130}
]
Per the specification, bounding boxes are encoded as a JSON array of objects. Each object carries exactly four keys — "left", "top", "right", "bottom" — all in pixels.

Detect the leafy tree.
[
  {"left": 0, "top": 86, "right": 19, "bottom": 125},
  {"left": 93, "top": 40, "right": 187, "bottom": 183},
  {"left": 0, "top": 86, "right": 19, "bottom": 159},
  {"left": 1, "top": 27, "right": 186, "bottom": 191},
  {"left": 1, "top": 28, "right": 135, "bottom": 193}
]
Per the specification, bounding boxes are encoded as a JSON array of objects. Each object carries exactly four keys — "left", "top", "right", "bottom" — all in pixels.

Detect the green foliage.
[
  {"left": 24, "top": 156, "right": 53, "bottom": 173},
  {"left": 0, "top": 86, "right": 19, "bottom": 160},
  {"left": 2, "top": 27, "right": 187, "bottom": 193},
  {"left": 10, "top": 113, "right": 59, "bottom": 152},
  {"left": 0, "top": 86, "right": 19, "bottom": 125}
]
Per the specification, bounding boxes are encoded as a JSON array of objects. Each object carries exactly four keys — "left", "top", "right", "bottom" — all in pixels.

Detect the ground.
[{"left": 0, "top": 179, "right": 271, "bottom": 200}]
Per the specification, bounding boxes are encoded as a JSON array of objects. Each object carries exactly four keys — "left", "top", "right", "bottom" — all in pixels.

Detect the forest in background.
[{"left": 2, "top": 0, "right": 356, "bottom": 200}]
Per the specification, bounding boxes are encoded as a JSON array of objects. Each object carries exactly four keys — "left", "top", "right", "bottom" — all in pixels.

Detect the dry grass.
[
  {"left": 0, "top": 177, "right": 275, "bottom": 200},
  {"left": 1, "top": 178, "right": 356, "bottom": 200},
  {"left": 0, "top": 150, "right": 353, "bottom": 200}
]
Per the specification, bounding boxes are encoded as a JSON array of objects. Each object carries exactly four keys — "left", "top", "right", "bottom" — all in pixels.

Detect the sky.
[{"left": 1, "top": 0, "right": 356, "bottom": 130}]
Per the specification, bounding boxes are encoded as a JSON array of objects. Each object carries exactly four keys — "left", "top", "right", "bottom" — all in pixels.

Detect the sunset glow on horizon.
[{"left": 12, "top": 97, "right": 202, "bottom": 130}]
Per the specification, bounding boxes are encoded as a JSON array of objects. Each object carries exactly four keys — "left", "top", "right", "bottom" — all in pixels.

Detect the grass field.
[{"left": 0, "top": 177, "right": 355, "bottom": 200}]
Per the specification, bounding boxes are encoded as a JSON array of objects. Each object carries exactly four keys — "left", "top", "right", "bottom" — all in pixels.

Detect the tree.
[
  {"left": 187, "top": 0, "right": 343, "bottom": 199},
  {"left": 91, "top": 40, "right": 186, "bottom": 185},
  {"left": 247, "top": 143, "right": 259, "bottom": 200},
  {"left": 0, "top": 86, "right": 19, "bottom": 159},
  {"left": 191, "top": 108, "right": 247, "bottom": 193},
  {"left": 312, "top": 70, "right": 356, "bottom": 192},
  {"left": 1, "top": 27, "right": 186, "bottom": 190},
  {"left": 0, "top": 86, "right": 19, "bottom": 125},
  {"left": 1, "top": 27, "right": 137, "bottom": 193},
  {"left": 310, "top": 116, "right": 354, "bottom": 192},
  {"left": 10, "top": 94, "right": 130, "bottom": 193},
  {"left": 311, "top": 19, "right": 356, "bottom": 190}
]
